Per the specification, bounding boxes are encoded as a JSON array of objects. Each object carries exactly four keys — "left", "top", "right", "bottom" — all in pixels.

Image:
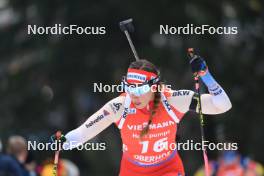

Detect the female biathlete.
[{"left": 52, "top": 56, "right": 232, "bottom": 176}]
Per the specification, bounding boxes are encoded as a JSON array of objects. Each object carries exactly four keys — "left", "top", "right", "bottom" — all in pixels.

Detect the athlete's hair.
[{"left": 128, "top": 59, "right": 161, "bottom": 138}]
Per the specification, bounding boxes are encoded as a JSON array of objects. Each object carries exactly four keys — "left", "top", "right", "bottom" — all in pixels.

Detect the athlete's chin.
[{"left": 134, "top": 103, "right": 147, "bottom": 109}]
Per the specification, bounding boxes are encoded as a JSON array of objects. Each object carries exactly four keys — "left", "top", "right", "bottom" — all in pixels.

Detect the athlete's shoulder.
[
  {"left": 162, "top": 87, "right": 194, "bottom": 97},
  {"left": 170, "top": 89, "right": 194, "bottom": 97},
  {"left": 167, "top": 89, "right": 195, "bottom": 113}
]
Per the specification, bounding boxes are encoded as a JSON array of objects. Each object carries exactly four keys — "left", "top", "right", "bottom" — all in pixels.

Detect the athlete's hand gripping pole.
[
  {"left": 119, "top": 18, "right": 140, "bottom": 61},
  {"left": 187, "top": 48, "right": 210, "bottom": 176}
]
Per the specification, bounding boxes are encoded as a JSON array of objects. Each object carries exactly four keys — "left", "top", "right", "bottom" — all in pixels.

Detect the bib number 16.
[{"left": 139, "top": 137, "right": 168, "bottom": 153}]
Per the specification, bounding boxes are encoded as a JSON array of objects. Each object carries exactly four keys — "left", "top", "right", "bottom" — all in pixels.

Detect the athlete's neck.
[{"left": 140, "top": 100, "right": 154, "bottom": 114}]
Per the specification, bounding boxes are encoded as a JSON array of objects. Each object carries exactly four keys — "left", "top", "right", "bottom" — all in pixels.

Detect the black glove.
[{"left": 189, "top": 55, "right": 208, "bottom": 77}]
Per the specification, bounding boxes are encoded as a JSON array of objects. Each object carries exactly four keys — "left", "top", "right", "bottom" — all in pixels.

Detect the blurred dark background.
[{"left": 0, "top": 0, "right": 263, "bottom": 175}]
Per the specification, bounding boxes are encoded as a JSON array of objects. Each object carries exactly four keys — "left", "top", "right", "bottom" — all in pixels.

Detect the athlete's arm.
[
  {"left": 168, "top": 54, "right": 232, "bottom": 115},
  {"left": 63, "top": 96, "right": 125, "bottom": 150},
  {"left": 168, "top": 77, "right": 232, "bottom": 115}
]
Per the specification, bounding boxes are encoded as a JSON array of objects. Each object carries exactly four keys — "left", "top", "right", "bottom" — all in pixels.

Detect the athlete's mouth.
[{"left": 133, "top": 102, "right": 141, "bottom": 106}]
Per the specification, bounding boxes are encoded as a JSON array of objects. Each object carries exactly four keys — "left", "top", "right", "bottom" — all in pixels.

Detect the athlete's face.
[{"left": 129, "top": 90, "right": 154, "bottom": 109}]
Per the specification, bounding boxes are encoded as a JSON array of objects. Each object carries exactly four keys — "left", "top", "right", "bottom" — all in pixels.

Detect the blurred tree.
[{"left": 0, "top": 0, "right": 263, "bottom": 175}]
